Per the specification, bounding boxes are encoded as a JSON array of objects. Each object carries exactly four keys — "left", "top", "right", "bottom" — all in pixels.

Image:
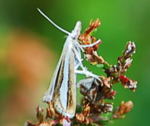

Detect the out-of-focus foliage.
[{"left": 0, "top": 0, "right": 149, "bottom": 126}]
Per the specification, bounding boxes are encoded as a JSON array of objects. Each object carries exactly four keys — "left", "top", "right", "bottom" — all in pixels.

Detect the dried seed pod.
[
  {"left": 25, "top": 121, "right": 56, "bottom": 126},
  {"left": 119, "top": 75, "right": 137, "bottom": 91},
  {"left": 36, "top": 106, "right": 44, "bottom": 123},
  {"left": 113, "top": 101, "right": 134, "bottom": 119}
]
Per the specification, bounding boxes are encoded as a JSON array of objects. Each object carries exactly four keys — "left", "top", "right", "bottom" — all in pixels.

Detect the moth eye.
[
  {"left": 72, "top": 35, "right": 77, "bottom": 40},
  {"left": 71, "top": 32, "right": 78, "bottom": 40},
  {"left": 72, "top": 36, "right": 76, "bottom": 40}
]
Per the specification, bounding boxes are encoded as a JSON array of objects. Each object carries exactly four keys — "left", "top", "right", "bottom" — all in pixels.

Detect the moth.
[{"left": 37, "top": 8, "right": 101, "bottom": 118}]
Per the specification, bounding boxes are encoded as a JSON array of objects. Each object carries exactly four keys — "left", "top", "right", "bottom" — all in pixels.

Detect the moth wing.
[
  {"left": 43, "top": 36, "right": 76, "bottom": 118},
  {"left": 54, "top": 49, "right": 76, "bottom": 118},
  {"left": 43, "top": 38, "right": 70, "bottom": 102},
  {"left": 43, "top": 51, "right": 65, "bottom": 102}
]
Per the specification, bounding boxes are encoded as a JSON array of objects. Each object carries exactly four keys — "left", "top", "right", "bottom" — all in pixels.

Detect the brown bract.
[{"left": 113, "top": 101, "right": 134, "bottom": 119}]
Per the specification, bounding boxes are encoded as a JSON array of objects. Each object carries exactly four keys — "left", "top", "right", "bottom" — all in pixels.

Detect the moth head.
[{"left": 71, "top": 21, "right": 82, "bottom": 40}]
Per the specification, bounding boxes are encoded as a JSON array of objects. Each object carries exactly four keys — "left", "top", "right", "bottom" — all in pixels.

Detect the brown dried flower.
[
  {"left": 113, "top": 101, "right": 134, "bottom": 119},
  {"left": 26, "top": 19, "right": 137, "bottom": 126},
  {"left": 79, "top": 19, "right": 107, "bottom": 65}
]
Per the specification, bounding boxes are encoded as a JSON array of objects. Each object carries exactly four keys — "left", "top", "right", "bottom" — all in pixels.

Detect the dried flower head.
[{"left": 26, "top": 19, "right": 137, "bottom": 126}]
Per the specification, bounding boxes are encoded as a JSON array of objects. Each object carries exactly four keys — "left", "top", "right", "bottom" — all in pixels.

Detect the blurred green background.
[{"left": 0, "top": 0, "right": 149, "bottom": 126}]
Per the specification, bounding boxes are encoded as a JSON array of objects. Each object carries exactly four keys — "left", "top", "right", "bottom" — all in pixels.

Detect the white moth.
[{"left": 37, "top": 8, "right": 100, "bottom": 118}]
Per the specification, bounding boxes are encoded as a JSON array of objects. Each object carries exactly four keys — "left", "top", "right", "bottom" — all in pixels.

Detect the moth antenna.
[{"left": 37, "top": 8, "right": 70, "bottom": 35}]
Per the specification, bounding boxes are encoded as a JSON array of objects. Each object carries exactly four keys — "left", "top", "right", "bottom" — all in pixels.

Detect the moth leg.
[
  {"left": 74, "top": 41, "right": 85, "bottom": 52},
  {"left": 76, "top": 62, "right": 100, "bottom": 80},
  {"left": 75, "top": 70, "right": 87, "bottom": 75},
  {"left": 81, "top": 39, "right": 101, "bottom": 48},
  {"left": 75, "top": 70, "right": 100, "bottom": 80},
  {"left": 73, "top": 46, "right": 84, "bottom": 69},
  {"left": 73, "top": 46, "right": 100, "bottom": 80},
  {"left": 75, "top": 62, "right": 82, "bottom": 70},
  {"left": 73, "top": 51, "right": 92, "bottom": 75},
  {"left": 74, "top": 51, "right": 86, "bottom": 71}
]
